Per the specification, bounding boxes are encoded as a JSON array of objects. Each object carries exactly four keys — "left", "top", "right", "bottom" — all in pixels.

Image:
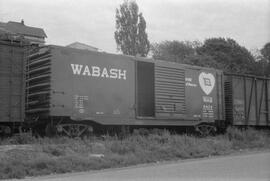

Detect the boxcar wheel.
[
  {"left": 0, "top": 125, "right": 12, "bottom": 137},
  {"left": 45, "top": 124, "right": 57, "bottom": 137},
  {"left": 195, "top": 124, "right": 217, "bottom": 137}
]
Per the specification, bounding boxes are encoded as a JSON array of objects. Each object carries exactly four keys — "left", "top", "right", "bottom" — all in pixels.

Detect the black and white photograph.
[{"left": 0, "top": 0, "right": 269, "bottom": 180}]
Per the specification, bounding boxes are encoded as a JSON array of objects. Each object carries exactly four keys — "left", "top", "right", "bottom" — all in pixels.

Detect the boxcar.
[
  {"left": 0, "top": 40, "right": 27, "bottom": 134},
  {"left": 225, "top": 74, "right": 270, "bottom": 126},
  {"left": 26, "top": 45, "right": 225, "bottom": 136}
]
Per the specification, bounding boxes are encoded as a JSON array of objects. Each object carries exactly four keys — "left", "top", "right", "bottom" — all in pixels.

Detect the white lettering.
[
  {"left": 110, "top": 69, "right": 118, "bottom": 79},
  {"left": 118, "top": 70, "right": 126, "bottom": 80},
  {"left": 101, "top": 68, "right": 109, "bottom": 78},
  {"left": 203, "top": 96, "right": 213, "bottom": 103},
  {"left": 92, "top": 66, "right": 100, "bottom": 77},
  {"left": 185, "top": 78, "right": 192, "bottom": 82},
  {"left": 71, "top": 64, "right": 83, "bottom": 75},
  {"left": 70, "top": 64, "right": 127, "bottom": 80},
  {"left": 186, "top": 82, "right": 197, "bottom": 87},
  {"left": 82, "top": 65, "right": 91, "bottom": 76}
]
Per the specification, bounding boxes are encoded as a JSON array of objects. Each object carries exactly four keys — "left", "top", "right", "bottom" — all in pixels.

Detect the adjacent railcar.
[
  {"left": 0, "top": 40, "right": 27, "bottom": 134},
  {"left": 224, "top": 74, "right": 270, "bottom": 127},
  {"left": 26, "top": 45, "right": 225, "bottom": 136}
]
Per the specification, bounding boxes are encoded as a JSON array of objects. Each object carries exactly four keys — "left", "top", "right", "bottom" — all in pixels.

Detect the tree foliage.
[
  {"left": 150, "top": 41, "right": 198, "bottom": 63},
  {"left": 197, "top": 38, "right": 256, "bottom": 74},
  {"left": 151, "top": 37, "right": 260, "bottom": 75},
  {"left": 256, "top": 42, "right": 270, "bottom": 76},
  {"left": 114, "top": 0, "right": 150, "bottom": 57},
  {"left": 261, "top": 42, "right": 270, "bottom": 62}
]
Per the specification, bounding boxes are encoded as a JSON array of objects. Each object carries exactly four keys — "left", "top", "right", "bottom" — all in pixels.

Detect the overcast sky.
[{"left": 1, "top": 0, "right": 269, "bottom": 53}]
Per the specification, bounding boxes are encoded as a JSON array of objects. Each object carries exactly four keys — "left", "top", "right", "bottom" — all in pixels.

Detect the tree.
[
  {"left": 258, "top": 42, "right": 270, "bottom": 76},
  {"left": 114, "top": 0, "right": 150, "bottom": 57},
  {"left": 151, "top": 38, "right": 260, "bottom": 75},
  {"left": 261, "top": 42, "right": 270, "bottom": 62},
  {"left": 250, "top": 48, "right": 267, "bottom": 76},
  {"left": 197, "top": 38, "right": 256, "bottom": 74},
  {"left": 150, "top": 40, "right": 199, "bottom": 64},
  {"left": 185, "top": 54, "right": 219, "bottom": 68}
]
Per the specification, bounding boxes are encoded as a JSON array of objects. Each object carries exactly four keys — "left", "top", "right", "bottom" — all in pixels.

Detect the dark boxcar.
[
  {"left": 26, "top": 46, "right": 135, "bottom": 125},
  {"left": 135, "top": 58, "right": 224, "bottom": 126},
  {"left": 155, "top": 60, "right": 224, "bottom": 125},
  {"left": 225, "top": 74, "right": 270, "bottom": 126},
  {"left": 0, "top": 40, "right": 26, "bottom": 133},
  {"left": 26, "top": 45, "right": 225, "bottom": 135}
]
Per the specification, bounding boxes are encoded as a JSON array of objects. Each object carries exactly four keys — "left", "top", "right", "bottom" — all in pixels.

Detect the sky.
[{"left": 1, "top": 0, "right": 269, "bottom": 53}]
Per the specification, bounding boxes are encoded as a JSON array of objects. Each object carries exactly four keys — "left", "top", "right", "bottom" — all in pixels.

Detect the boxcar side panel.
[
  {"left": 151, "top": 61, "right": 224, "bottom": 123},
  {"left": 225, "top": 74, "right": 270, "bottom": 126},
  {"left": 154, "top": 62, "right": 186, "bottom": 119},
  {"left": 216, "top": 71, "right": 225, "bottom": 121},
  {"left": 185, "top": 67, "right": 222, "bottom": 122},
  {"left": 0, "top": 41, "right": 25, "bottom": 123},
  {"left": 265, "top": 79, "right": 269, "bottom": 126},
  {"left": 49, "top": 46, "right": 135, "bottom": 123}
]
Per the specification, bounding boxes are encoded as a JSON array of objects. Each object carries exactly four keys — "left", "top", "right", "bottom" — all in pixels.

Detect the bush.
[
  {"left": 42, "top": 145, "right": 67, "bottom": 156},
  {"left": 225, "top": 127, "right": 270, "bottom": 149},
  {"left": 2, "top": 133, "right": 37, "bottom": 145},
  {"left": 0, "top": 128, "right": 269, "bottom": 179}
]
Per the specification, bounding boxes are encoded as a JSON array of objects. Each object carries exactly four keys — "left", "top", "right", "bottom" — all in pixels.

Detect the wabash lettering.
[{"left": 70, "top": 64, "right": 127, "bottom": 80}]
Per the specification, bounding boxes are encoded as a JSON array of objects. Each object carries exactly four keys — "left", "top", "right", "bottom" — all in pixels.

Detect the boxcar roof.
[{"left": 225, "top": 73, "right": 270, "bottom": 80}]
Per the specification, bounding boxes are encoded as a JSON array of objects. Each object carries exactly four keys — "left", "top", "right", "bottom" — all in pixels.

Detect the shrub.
[
  {"left": 0, "top": 128, "right": 269, "bottom": 179},
  {"left": 3, "top": 134, "right": 37, "bottom": 145},
  {"left": 42, "top": 145, "right": 67, "bottom": 156},
  {"left": 225, "top": 127, "right": 270, "bottom": 149}
]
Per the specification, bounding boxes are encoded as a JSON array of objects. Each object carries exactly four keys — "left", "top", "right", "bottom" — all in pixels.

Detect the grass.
[{"left": 0, "top": 127, "right": 269, "bottom": 179}]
